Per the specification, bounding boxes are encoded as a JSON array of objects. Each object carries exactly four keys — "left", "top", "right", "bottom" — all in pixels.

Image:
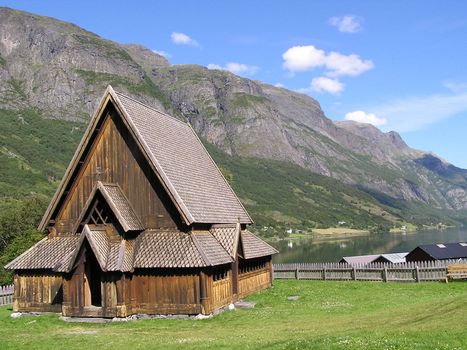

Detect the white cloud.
[
  {"left": 329, "top": 15, "right": 362, "bottom": 33},
  {"left": 371, "top": 92, "right": 467, "bottom": 132},
  {"left": 274, "top": 83, "right": 285, "bottom": 88},
  {"left": 282, "top": 45, "right": 326, "bottom": 72},
  {"left": 152, "top": 49, "right": 170, "bottom": 58},
  {"left": 207, "top": 64, "right": 223, "bottom": 70},
  {"left": 345, "top": 110, "right": 387, "bottom": 126},
  {"left": 282, "top": 45, "right": 373, "bottom": 77},
  {"left": 310, "top": 77, "right": 344, "bottom": 94},
  {"left": 207, "top": 62, "right": 259, "bottom": 76},
  {"left": 171, "top": 32, "right": 199, "bottom": 47},
  {"left": 225, "top": 62, "right": 259, "bottom": 75},
  {"left": 443, "top": 80, "right": 467, "bottom": 93},
  {"left": 324, "top": 52, "right": 373, "bottom": 77}
]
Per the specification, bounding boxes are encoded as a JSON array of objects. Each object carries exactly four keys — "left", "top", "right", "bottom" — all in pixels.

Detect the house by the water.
[
  {"left": 406, "top": 242, "right": 467, "bottom": 262},
  {"left": 6, "top": 86, "right": 277, "bottom": 318}
]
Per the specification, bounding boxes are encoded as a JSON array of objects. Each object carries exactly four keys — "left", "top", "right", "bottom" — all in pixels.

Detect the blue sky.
[{"left": 3, "top": 0, "right": 467, "bottom": 168}]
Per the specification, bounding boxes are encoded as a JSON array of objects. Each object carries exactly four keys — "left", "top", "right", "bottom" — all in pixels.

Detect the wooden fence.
[
  {"left": 0, "top": 284, "right": 14, "bottom": 305},
  {"left": 273, "top": 259, "right": 467, "bottom": 282}
]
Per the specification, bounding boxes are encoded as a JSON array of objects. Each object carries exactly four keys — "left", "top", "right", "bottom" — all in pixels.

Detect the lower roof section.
[
  {"left": 5, "top": 236, "right": 80, "bottom": 271},
  {"left": 6, "top": 225, "right": 277, "bottom": 272}
]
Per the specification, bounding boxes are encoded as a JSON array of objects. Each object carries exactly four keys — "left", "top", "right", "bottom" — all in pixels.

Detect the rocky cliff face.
[{"left": 1, "top": 7, "right": 466, "bottom": 211}]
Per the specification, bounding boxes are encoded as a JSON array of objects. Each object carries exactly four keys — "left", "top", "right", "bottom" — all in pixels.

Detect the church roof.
[
  {"left": 6, "top": 227, "right": 276, "bottom": 271},
  {"left": 39, "top": 86, "right": 252, "bottom": 229},
  {"left": 240, "top": 230, "right": 278, "bottom": 259},
  {"left": 5, "top": 236, "right": 80, "bottom": 271},
  {"left": 73, "top": 182, "right": 143, "bottom": 233},
  {"left": 97, "top": 183, "right": 143, "bottom": 231}
]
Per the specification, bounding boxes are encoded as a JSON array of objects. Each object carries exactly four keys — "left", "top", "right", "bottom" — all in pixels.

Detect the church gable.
[
  {"left": 48, "top": 100, "right": 181, "bottom": 234},
  {"left": 72, "top": 182, "right": 143, "bottom": 235},
  {"left": 40, "top": 86, "right": 252, "bottom": 233}
]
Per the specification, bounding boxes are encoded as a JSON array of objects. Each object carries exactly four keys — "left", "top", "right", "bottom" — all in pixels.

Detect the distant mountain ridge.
[{"left": 0, "top": 7, "right": 466, "bottom": 229}]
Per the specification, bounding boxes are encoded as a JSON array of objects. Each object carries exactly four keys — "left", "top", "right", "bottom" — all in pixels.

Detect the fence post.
[
  {"left": 323, "top": 267, "right": 327, "bottom": 280},
  {"left": 415, "top": 266, "right": 420, "bottom": 282},
  {"left": 383, "top": 267, "right": 388, "bottom": 282},
  {"left": 352, "top": 267, "right": 357, "bottom": 281},
  {"left": 295, "top": 267, "right": 300, "bottom": 280}
]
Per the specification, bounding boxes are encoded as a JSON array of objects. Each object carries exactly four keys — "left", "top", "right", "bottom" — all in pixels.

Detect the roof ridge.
[
  {"left": 97, "top": 182, "right": 143, "bottom": 232},
  {"left": 116, "top": 239, "right": 126, "bottom": 271},
  {"left": 190, "top": 231, "right": 211, "bottom": 266},
  {"left": 84, "top": 226, "right": 109, "bottom": 271},
  {"left": 114, "top": 90, "right": 188, "bottom": 127},
  {"left": 99, "top": 182, "right": 119, "bottom": 187}
]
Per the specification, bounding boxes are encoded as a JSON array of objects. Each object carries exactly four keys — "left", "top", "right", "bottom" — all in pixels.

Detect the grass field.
[{"left": 1, "top": 280, "right": 466, "bottom": 349}]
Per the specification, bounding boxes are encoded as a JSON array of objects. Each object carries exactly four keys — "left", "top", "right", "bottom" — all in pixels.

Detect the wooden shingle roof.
[
  {"left": 133, "top": 230, "right": 232, "bottom": 268},
  {"left": 98, "top": 183, "right": 143, "bottom": 231},
  {"left": 210, "top": 224, "right": 239, "bottom": 258},
  {"left": 5, "top": 236, "right": 80, "bottom": 271},
  {"left": 39, "top": 86, "right": 252, "bottom": 230},
  {"left": 6, "top": 227, "right": 276, "bottom": 271},
  {"left": 241, "top": 230, "right": 278, "bottom": 259},
  {"left": 133, "top": 230, "right": 206, "bottom": 268},
  {"left": 73, "top": 182, "right": 143, "bottom": 233}
]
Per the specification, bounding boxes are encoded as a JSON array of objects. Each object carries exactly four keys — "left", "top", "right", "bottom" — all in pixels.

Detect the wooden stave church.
[{"left": 6, "top": 86, "right": 277, "bottom": 318}]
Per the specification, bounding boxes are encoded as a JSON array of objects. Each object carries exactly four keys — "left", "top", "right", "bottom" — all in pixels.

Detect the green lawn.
[{"left": 1, "top": 280, "right": 466, "bottom": 349}]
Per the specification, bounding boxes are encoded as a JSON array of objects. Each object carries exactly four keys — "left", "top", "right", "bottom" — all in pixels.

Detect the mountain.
[{"left": 1, "top": 7, "right": 467, "bottom": 230}]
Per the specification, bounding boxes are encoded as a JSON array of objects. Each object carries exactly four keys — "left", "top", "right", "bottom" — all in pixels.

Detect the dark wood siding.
[
  {"left": 238, "top": 258, "right": 273, "bottom": 299},
  {"left": 13, "top": 272, "right": 63, "bottom": 313},
  {"left": 128, "top": 270, "right": 201, "bottom": 315},
  {"left": 54, "top": 109, "right": 182, "bottom": 234}
]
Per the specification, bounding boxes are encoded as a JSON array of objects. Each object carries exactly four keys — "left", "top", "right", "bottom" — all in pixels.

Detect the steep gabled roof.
[
  {"left": 73, "top": 182, "right": 143, "bottom": 233},
  {"left": 80, "top": 225, "right": 135, "bottom": 272},
  {"left": 39, "top": 86, "right": 252, "bottom": 230}
]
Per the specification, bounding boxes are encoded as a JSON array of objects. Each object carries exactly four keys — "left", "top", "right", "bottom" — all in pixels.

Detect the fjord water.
[{"left": 272, "top": 228, "right": 467, "bottom": 263}]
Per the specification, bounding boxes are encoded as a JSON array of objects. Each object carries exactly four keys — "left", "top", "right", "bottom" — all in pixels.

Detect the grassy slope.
[
  {"left": 1, "top": 280, "right": 467, "bottom": 349},
  {"left": 0, "top": 109, "right": 83, "bottom": 197},
  {"left": 203, "top": 141, "right": 399, "bottom": 232}
]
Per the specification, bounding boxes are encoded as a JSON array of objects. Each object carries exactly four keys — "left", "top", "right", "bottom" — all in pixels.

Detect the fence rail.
[
  {"left": 0, "top": 284, "right": 14, "bottom": 305},
  {"left": 273, "top": 259, "right": 467, "bottom": 282}
]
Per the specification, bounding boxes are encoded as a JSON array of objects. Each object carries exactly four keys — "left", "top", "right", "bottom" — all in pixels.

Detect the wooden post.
[
  {"left": 269, "top": 260, "right": 274, "bottom": 283},
  {"left": 232, "top": 260, "right": 239, "bottom": 296},
  {"left": 415, "top": 266, "right": 420, "bottom": 283},
  {"left": 352, "top": 267, "right": 357, "bottom": 281},
  {"left": 200, "top": 271, "right": 209, "bottom": 314},
  {"left": 295, "top": 267, "right": 300, "bottom": 280},
  {"left": 383, "top": 267, "right": 388, "bottom": 282},
  {"left": 322, "top": 267, "right": 327, "bottom": 281}
]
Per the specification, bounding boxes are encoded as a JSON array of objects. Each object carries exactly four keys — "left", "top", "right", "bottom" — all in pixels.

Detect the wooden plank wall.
[
  {"left": 13, "top": 272, "right": 63, "bottom": 312},
  {"left": 128, "top": 271, "right": 201, "bottom": 315},
  {"left": 54, "top": 110, "right": 180, "bottom": 234},
  {"left": 210, "top": 272, "right": 233, "bottom": 311},
  {"left": 238, "top": 268, "right": 272, "bottom": 299}
]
